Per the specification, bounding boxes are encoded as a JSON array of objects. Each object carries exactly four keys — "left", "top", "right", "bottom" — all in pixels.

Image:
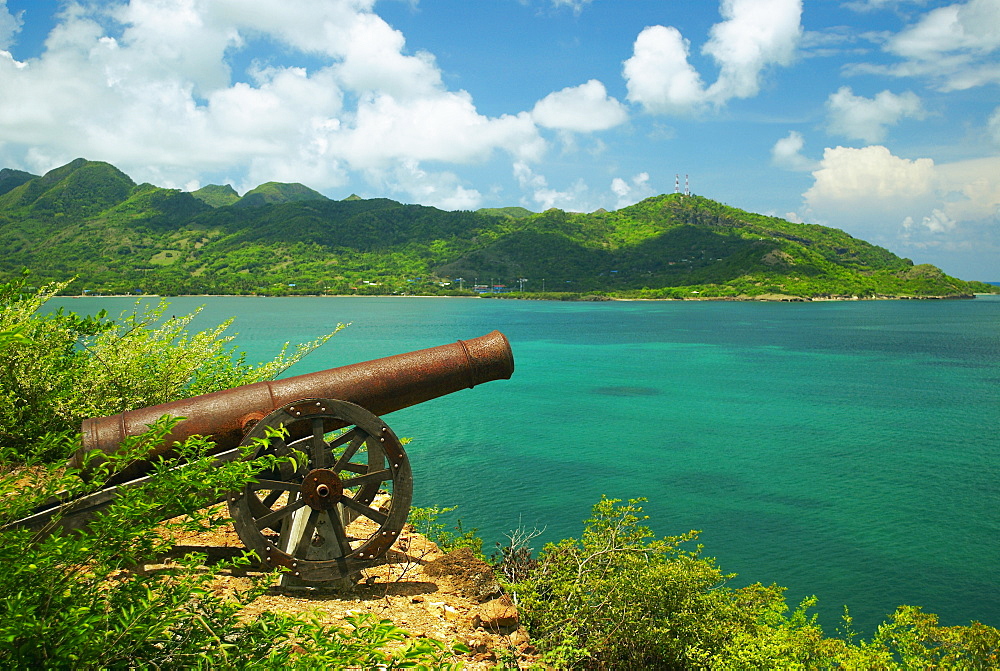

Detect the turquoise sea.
[{"left": 51, "top": 294, "right": 1000, "bottom": 635}]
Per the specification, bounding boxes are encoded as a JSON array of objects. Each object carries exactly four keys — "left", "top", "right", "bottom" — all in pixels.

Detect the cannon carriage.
[{"left": 14, "top": 331, "right": 514, "bottom": 584}]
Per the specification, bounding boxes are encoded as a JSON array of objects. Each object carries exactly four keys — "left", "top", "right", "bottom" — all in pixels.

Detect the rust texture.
[{"left": 71, "top": 330, "right": 514, "bottom": 484}]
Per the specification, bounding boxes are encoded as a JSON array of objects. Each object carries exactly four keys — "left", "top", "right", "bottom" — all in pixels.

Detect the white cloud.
[
  {"left": 702, "top": 0, "right": 803, "bottom": 101},
  {"left": 513, "top": 161, "right": 589, "bottom": 211},
  {"left": 850, "top": 0, "right": 1000, "bottom": 90},
  {"left": 0, "top": 0, "right": 552, "bottom": 197},
  {"left": 825, "top": 86, "right": 924, "bottom": 143},
  {"left": 934, "top": 156, "right": 1000, "bottom": 223},
  {"left": 799, "top": 26, "right": 865, "bottom": 57},
  {"left": 906, "top": 208, "right": 957, "bottom": 234},
  {"left": 551, "top": 0, "right": 594, "bottom": 15},
  {"left": 532, "top": 80, "right": 628, "bottom": 132},
  {"left": 370, "top": 160, "right": 483, "bottom": 210},
  {"left": 623, "top": 25, "right": 706, "bottom": 115},
  {"left": 209, "top": 0, "right": 379, "bottom": 56},
  {"left": 113, "top": 0, "right": 244, "bottom": 97},
  {"left": 888, "top": 0, "right": 1000, "bottom": 58},
  {"left": 332, "top": 92, "right": 544, "bottom": 171},
  {"left": 610, "top": 172, "right": 654, "bottom": 209},
  {"left": 988, "top": 106, "right": 1000, "bottom": 144},
  {"left": 623, "top": 0, "right": 803, "bottom": 114},
  {"left": 802, "top": 144, "right": 936, "bottom": 247},
  {"left": 771, "top": 130, "right": 817, "bottom": 171},
  {"left": 805, "top": 145, "right": 934, "bottom": 205},
  {"left": 0, "top": 0, "right": 22, "bottom": 51},
  {"left": 802, "top": 145, "right": 1000, "bottom": 264},
  {"left": 842, "top": 0, "right": 930, "bottom": 12},
  {"left": 331, "top": 11, "right": 444, "bottom": 100}
]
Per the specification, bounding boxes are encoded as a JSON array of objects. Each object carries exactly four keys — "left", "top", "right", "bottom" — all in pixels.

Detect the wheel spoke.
[
  {"left": 331, "top": 431, "right": 366, "bottom": 472},
  {"left": 338, "top": 461, "right": 369, "bottom": 475},
  {"left": 340, "top": 469, "right": 391, "bottom": 489},
  {"left": 255, "top": 496, "right": 308, "bottom": 530},
  {"left": 310, "top": 418, "right": 328, "bottom": 468},
  {"left": 326, "top": 509, "right": 355, "bottom": 557},
  {"left": 341, "top": 495, "right": 389, "bottom": 525},
  {"left": 261, "top": 489, "right": 284, "bottom": 508},
  {"left": 328, "top": 427, "right": 363, "bottom": 450},
  {"left": 253, "top": 479, "right": 301, "bottom": 493}
]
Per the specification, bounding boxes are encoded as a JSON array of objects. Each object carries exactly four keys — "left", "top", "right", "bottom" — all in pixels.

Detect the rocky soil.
[{"left": 159, "top": 507, "right": 538, "bottom": 669}]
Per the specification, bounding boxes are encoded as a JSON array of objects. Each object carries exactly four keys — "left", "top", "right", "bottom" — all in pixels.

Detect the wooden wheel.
[{"left": 228, "top": 399, "right": 412, "bottom": 582}]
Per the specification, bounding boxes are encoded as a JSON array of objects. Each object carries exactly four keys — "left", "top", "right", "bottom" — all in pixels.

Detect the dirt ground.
[{"left": 158, "top": 504, "right": 538, "bottom": 669}]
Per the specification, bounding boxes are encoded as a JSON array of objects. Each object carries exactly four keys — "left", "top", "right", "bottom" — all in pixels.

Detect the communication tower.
[
  {"left": 674, "top": 174, "right": 680, "bottom": 194},
  {"left": 685, "top": 174, "right": 690, "bottom": 197}
]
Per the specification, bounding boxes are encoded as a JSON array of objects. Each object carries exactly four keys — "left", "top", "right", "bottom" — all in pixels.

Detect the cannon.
[{"left": 16, "top": 330, "right": 514, "bottom": 584}]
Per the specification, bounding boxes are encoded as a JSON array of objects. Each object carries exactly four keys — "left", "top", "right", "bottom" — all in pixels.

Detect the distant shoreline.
[{"left": 60, "top": 292, "right": 985, "bottom": 302}]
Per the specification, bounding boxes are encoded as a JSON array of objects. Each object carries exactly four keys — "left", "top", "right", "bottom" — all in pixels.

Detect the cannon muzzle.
[{"left": 71, "top": 330, "right": 513, "bottom": 484}]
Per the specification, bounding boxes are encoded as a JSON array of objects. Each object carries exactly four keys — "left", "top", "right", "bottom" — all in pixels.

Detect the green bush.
[
  {"left": 408, "top": 503, "right": 484, "bottom": 558},
  {"left": 0, "top": 276, "right": 468, "bottom": 667},
  {"left": 507, "top": 496, "right": 1000, "bottom": 669},
  {"left": 0, "top": 273, "right": 340, "bottom": 461},
  {"left": 0, "top": 423, "right": 466, "bottom": 668}
]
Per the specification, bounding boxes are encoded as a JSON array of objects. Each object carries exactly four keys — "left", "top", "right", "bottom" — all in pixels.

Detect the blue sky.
[{"left": 1, "top": 0, "right": 998, "bottom": 279}]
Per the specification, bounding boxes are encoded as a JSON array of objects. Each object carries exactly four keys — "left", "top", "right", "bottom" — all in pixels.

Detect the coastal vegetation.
[
  {"left": 1, "top": 159, "right": 995, "bottom": 299},
  {"left": 1, "top": 281, "right": 998, "bottom": 667}
]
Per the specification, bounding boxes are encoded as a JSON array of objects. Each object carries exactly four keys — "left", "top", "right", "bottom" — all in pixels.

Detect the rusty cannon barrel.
[{"left": 70, "top": 330, "right": 514, "bottom": 484}]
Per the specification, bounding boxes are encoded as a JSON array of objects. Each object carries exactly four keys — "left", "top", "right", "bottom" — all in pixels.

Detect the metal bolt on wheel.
[{"left": 228, "top": 399, "right": 412, "bottom": 582}]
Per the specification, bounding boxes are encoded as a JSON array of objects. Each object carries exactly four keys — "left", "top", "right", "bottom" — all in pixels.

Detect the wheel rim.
[{"left": 228, "top": 398, "right": 412, "bottom": 582}]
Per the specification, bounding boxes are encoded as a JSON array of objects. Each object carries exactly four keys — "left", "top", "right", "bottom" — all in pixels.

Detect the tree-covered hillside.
[
  {"left": 0, "top": 168, "right": 37, "bottom": 197},
  {"left": 0, "top": 159, "right": 994, "bottom": 298},
  {"left": 190, "top": 183, "right": 240, "bottom": 207}
]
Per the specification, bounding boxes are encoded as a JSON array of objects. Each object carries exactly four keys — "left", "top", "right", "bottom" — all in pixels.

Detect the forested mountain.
[{"left": 0, "top": 159, "right": 993, "bottom": 298}]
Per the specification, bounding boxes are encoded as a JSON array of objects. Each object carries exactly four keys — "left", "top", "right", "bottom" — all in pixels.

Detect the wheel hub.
[{"left": 301, "top": 468, "right": 343, "bottom": 510}]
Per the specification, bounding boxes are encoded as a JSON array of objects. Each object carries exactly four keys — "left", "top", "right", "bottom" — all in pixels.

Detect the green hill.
[
  {"left": 0, "top": 168, "right": 37, "bottom": 197},
  {"left": 476, "top": 206, "right": 535, "bottom": 219},
  {"left": 0, "top": 159, "right": 993, "bottom": 299},
  {"left": 0, "top": 159, "right": 134, "bottom": 217},
  {"left": 191, "top": 184, "right": 241, "bottom": 207},
  {"left": 234, "top": 181, "right": 329, "bottom": 208}
]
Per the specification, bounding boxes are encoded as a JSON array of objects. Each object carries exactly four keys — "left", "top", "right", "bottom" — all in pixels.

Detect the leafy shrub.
[
  {"left": 0, "top": 423, "right": 466, "bottom": 668},
  {"left": 0, "top": 288, "right": 468, "bottom": 668},
  {"left": 506, "top": 497, "right": 1000, "bottom": 669},
  {"left": 506, "top": 496, "right": 785, "bottom": 667},
  {"left": 0, "top": 272, "right": 340, "bottom": 460},
  {"left": 490, "top": 524, "right": 543, "bottom": 584},
  {"left": 407, "top": 504, "right": 484, "bottom": 558}
]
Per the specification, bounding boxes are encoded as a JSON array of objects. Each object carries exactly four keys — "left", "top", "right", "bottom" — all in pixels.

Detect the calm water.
[{"left": 51, "top": 294, "right": 1000, "bottom": 634}]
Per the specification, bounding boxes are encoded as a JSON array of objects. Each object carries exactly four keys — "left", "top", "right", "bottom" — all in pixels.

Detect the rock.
[
  {"left": 423, "top": 547, "right": 503, "bottom": 601},
  {"left": 461, "top": 635, "right": 490, "bottom": 653},
  {"left": 508, "top": 627, "right": 530, "bottom": 647},
  {"left": 477, "top": 595, "right": 519, "bottom": 631},
  {"left": 442, "top": 604, "right": 461, "bottom": 622},
  {"left": 426, "top": 601, "right": 461, "bottom": 622}
]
